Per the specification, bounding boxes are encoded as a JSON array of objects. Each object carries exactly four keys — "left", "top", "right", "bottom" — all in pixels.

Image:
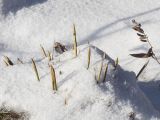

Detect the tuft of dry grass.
[
  {"left": 73, "top": 24, "right": 78, "bottom": 57},
  {"left": 31, "top": 58, "right": 40, "bottom": 81},
  {"left": 50, "top": 65, "right": 58, "bottom": 91}
]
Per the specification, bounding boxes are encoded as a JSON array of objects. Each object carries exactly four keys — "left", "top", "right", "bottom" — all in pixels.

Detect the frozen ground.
[{"left": 0, "top": 0, "right": 160, "bottom": 119}]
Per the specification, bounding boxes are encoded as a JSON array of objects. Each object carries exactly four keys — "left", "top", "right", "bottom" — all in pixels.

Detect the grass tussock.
[{"left": 31, "top": 58, "right": 40, "bottom": 81}]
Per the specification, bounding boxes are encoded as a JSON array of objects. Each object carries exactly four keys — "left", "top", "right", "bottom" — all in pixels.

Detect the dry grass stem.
[
  {"left": 50, "top": 65, "right": 58, "bottom": 91},
  {"left": 103, "top": 64, "right": 108, "bottom": 83},
  {"left": 3, "top": 56, "right": 14, "bottom": 66},
  {"left": 31, "top": 58, "right": 40, "bottom": 81},
  {"left": 87, "top": 47, "right": 91, "bottom": 69},
  {"left": 73, "top": 24, "right": 77, "bottom": 57},
  {"left": 40, "top": 44, "right": 47, "bottom": 58}
]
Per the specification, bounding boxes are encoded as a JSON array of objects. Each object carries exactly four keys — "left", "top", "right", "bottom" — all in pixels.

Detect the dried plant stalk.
[
  {"left": 50, "top": 65, "right": 58, "bottom": 91},
  {"left": 17, "top": 58, "right": 23, "bottom": 64},
  {"left": 73, "top": 24, "right": 77, "bottom": 57},
  {"left": 114, "top": 57, "right": 119, "bottom": 70},
  {"left": 51, "top": 53, "right": 53, "bottom": 60},
  {"left": 131, "top": 20, "right": 160, "bottom": 64},
  {"left": 31, "top": 59, "right": 40, "bottom": 81},
  {"left": 136, "top": 60, "right": 149, "bottom": 79},
  {"left": 3, "top": 56, "right": 14, "bottom": 66},
  {"left": 40, "top": 44, "right": 47, "bottom": 57},
  {"left": 97, "top": 61, "right": 103, "bottom": 83},
  {"left": 47, "top": 51, "right": 51, "bottom": 61},
  {"left": 3, "top": 60, "right": 9, "bottom": 66},
  {"left": 64, "top": 98, "right": 67, "bottom": 105},
  {"left": 103, "top": 64, "right": 108, "bottom": 83},
  {"left": 87, "top": 47, "right": 91, "bottom": 69}
]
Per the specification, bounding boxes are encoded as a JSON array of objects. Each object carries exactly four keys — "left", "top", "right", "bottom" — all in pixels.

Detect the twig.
[{"left": 136, "top": 60, "right": 149, "bottom": 79}]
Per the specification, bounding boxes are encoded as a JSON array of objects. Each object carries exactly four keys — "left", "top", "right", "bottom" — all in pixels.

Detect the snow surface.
[{"left": 0, "top": 0, "right": 160, "bottom": 119}]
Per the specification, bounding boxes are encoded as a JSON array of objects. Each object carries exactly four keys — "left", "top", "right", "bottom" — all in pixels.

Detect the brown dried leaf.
[
  {"left": 147, "top": 48, "right": 153, "bottom": 57},
  {"left": 140, "top": 39, "right": 147, "bottom": 42},
  {"left": 137, "top": 33, "right": 146, "bottom": 37},
  {"left": 132, "top": 20, "right": 141, "bottom": 27},
  {"left": 139, "top": 38, "right": 147, "bottom": 42},
  {"left": 132, "top": 26, "right": 144, "bottom": 33},
  {"left": 130, "top": 53, "right": 150, "bottom": 58}
]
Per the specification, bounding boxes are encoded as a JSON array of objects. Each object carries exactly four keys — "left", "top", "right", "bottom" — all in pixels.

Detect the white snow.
[{"left": 0, "top": 0, "right": 160, "bottom": 120}]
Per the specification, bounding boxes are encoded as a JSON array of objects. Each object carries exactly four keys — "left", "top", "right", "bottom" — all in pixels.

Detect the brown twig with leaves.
[
  {"left": 131, "top": 20, "right": 160, "bottom": 64},
  {"left": 131, "top": 19, "right": 160, "bottom": 79}
]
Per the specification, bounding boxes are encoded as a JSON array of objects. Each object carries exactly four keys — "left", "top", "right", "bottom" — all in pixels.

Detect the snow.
[{"left": 0, "top": 0, "right": 160, "bottom": 119}]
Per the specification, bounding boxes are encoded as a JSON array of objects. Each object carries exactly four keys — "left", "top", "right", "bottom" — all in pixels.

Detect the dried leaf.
[
  {"left": 54, "top": 42, "right": 67, "bottom": 54},
  {"left": 130, "top": 53, "right": 150, "bottom": 58},
  {"left": 147, "top": 48, "right": 153, "bottom": 57},
  {"left": 132, "top": 20, "right": 141, "bottom": 27},
  {"left": 137, "top": 33, "right": 146, "bottom": 37},
  {"left": 140, "top": 39, "right": 147, "bottom": 42},
  {"left": 132, "top": 26, "right": 144, "bottom": 33}
]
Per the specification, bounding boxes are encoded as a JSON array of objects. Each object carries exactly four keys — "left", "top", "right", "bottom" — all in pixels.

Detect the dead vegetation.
[
  {"left": 54, "top": 42, "right": 67, "bottom": 54},
  {"left": 3, "top": 56, "right": 14, "bottom": 66},
  {"left": 0, "top": 107, "right": 28, "bottom": 120},
  {"left": 130, "top": 19, "right": 160, "bottom": 79}
]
